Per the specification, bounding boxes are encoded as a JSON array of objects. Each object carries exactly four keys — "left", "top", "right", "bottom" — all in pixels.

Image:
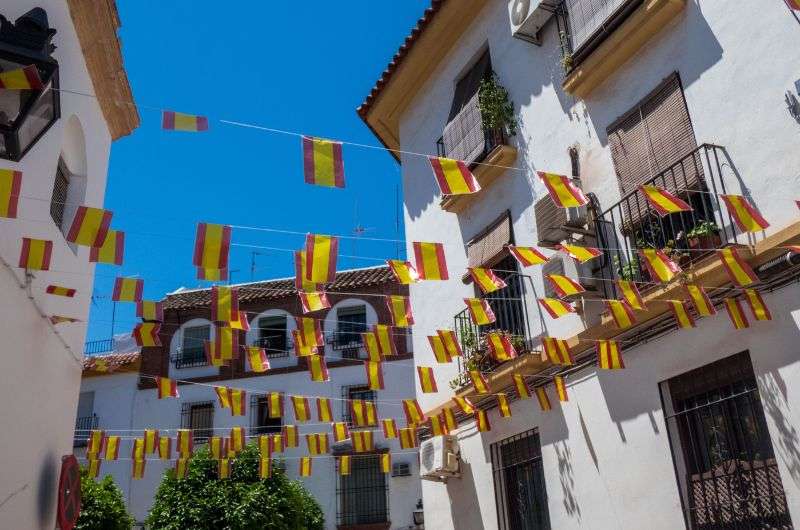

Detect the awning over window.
[{"left": 466, "top": 211, "right": 512, "bottom": 269}]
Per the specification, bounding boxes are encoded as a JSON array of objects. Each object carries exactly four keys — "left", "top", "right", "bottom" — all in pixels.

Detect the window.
[
  {"left": 181, "top": 402, "right": 214, "bottom": 444},
  {"left": 74, "top": 391, "right": 97, "bottom": 448},
  {"left": 561, "top": 0, "right": 633, "bottom": 53},
  {"left": 661, "top": 352, "right": 792, "bottom": 529},
  {"left": 480, "top": 255, "right": 528, "bottom": 339},
  {"left": 391, "top": 461, "right": 411, "bottom": 477},
  {"left": 342, "top": 386, "right": 375, "bottom": 426},
  {"left": 250, "top": 395, "right": 283, "bottom": 435},
  {"left": 257, "top": 315, "right": 289, "bottom": 358},
  {"left": 176, "top": 325, "right": 210, "bottom": 368},
  {"left": 337, "top": 454, "right": 389, "bottom": 526},
  {"left": 491, "top": 429, "right": 550, "bottom": 530},
  {"left": 50, "top": 159, "right": 69, "bottom": 229},
  {"left": 334, "top": 305, "right": 367, "bottom": 354}
]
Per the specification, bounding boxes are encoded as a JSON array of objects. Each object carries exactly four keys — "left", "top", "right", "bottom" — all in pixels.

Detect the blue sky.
[{"left": 86, "top": 1, "right": 430, "bottom": 342}]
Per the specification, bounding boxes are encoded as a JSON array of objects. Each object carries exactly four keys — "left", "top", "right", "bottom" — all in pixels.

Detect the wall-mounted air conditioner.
[
  {"left": 420, "top": 435, "right": 460, "bottom": 482},
  {"left": 510, "top": 0, "right": 558, "bottom": 45},
  {"left": 534, "top": 177, "right": 588, "bottom": 246}
]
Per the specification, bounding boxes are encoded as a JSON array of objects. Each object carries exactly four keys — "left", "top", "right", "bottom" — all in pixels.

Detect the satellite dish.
[{"left": 511, "top": 0, "right": 531, "bottom": 26}]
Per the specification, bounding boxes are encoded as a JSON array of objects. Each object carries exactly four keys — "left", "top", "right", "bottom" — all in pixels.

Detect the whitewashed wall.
[{"left": 0, "top": 1, "right": 113, "bottom": 529}]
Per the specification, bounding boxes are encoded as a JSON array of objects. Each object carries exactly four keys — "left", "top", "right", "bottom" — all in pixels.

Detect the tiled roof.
[
  {"left": 164, "top": 265, "right": 397, "bottom": 311},
  {"left": 357, "top": 0, "right": 445, "bottom": 118},
  {"left": 83, "top": 351, "right": 141, "bottom": 373}
]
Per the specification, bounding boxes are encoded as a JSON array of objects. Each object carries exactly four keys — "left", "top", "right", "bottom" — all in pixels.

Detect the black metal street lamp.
[{"left": 0, "top": 8, "right": 59, "bottom": 162}]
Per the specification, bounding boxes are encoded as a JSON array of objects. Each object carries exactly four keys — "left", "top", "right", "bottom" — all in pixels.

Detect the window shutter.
[
  {"left": 443, "top": 50, "right": 492, "bottom": 165},
  {"left": 466, "top": 212, "right": 512, "bottom": 268}
]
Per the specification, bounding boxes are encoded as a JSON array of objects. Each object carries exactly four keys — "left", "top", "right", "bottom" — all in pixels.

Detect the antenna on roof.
[{"left": 351, "top": 199, "right": 375, "bottom": 259}]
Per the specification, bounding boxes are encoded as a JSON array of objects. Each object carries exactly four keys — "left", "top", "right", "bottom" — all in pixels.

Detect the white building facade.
[
  {"left": 0, "top": 1, "right": 137, "bottom": 528},
  {"left": 359, "top": 1, "right": 800, "bottom": 529}
]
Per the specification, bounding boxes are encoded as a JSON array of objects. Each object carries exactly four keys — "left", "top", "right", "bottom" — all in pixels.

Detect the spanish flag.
[
  {"left": 546, "top": 274, "right": 586, "bottom": 297},
  {"left": 211, "top": 285, "right": 239, "bottom": 323},
  {"left": 507, "top": 245, "right": 549, "bottom": 266},
  {"left": 720, "top": 195, "right": 770, "bottom": 233},
  {"left": 685, "top": 283, "right": 716, "bottom": 316},
  {"left": 413, "top": 241, "right": 449, "bottom": 282},
  {"left": 144, "top": 429, "right": 159, "bottom": 454},
  {"left": 218, "top": 458, "right": 231, "bottom": 479},
  {"left": 18, "top": 238, "right": 52, "bottom": 270},
  {"left": 66, "top": 206, "right": 112, "bottom": 247},
  {"left": 87, "top": 458, "right": 101, "bottom": 479},
  {"left": 216, "top": 387, "right": 231, "bottom": 409},
  {"left": 46, "top": 285, "right": 76, "bottom": 298},
  {"left": 542, "top": 337, "right": 573, "bottom": 365},
  {"left": 640, "top": 248, "right": 682, "bottom": 283},
  {"left": 554, "top": 376, "right": 568, "bottom": 402},
  {"left": 386, "top": 295, "right": 414, "bottom": 327},
  {"left": 133, "top": 323, "right": 161, "bottom": 347},
  {"left": 443, "top": 408, "right": 458, "bottom": 432},
  {"left": 132, "top": 459, "right": 146, "bottom": 480},
  {"left": 513, "top": 374, "right": 531, "bottom": 399},
  {"left": 430, "top": 414, "right": 449, "bottom": 436},
  {"left": 743, "top": 289, "right": 771, "bottom": 321},
  {"left": 259, "top": 458, "right": 272, "bottom": 479},
  {"left": 112, "top": 277, "right": 143, "bottom": 302},
  {"left": 399, "top": 427, "right": 418, "bottom": 448},
  {"left": 283, "top": 425, "right": 299, "bottom": 448},
  {"left": 363, "top": 332, "right": 383, "bottom": 362},
  {"left": 317, "top": 397, "right": 333, "bottom": 421},
  {"left": 197, "top": 267, "right": 227, "bottom": 282},
  {"left": 305, "top": 233, "right": 339, "bottom": 283},
  {"left": 486, "top": 332, "right": 517, "bottom": 362},
  {"left": 227, "top": 310, "right": 250, "bottom": 331},
  {"left": 536, "top": 387, "right": 551, "bottom": 412},
  {"left": 339, "top": 455, "right": 351, "bottom": 476},
  {"left": 639, "top": 185, "right": 693, "bottom": 216},
  {"left": 103, "top": 436, "right": 121, "bottom": 460},
  {"left": 158, "top": 437, "right": 171, "bottom": 460},
  {"left": 296, "top": 317, "right": 324, "bottom": 347},
  {"left": 437, "top": 329, "right": 463, "bottom": 357},
  {"left": 174, "top": 458, "right": 190, "bottom": 479},
  {"left": 131, "top": 438, "right": 146, "bottom": 461},
  {"left": 428, "top": 335, "right": 452, "bottom": 363},
  {"left": 538, "top": 298, "right": 575, "bottom": 319},
  {"left": 229, "top": 389, "right": 246, "bottom": 417},
  {"left": 606, "top": 299, "right": 636, "bottom": 329},
  {"left": 298, "top": 291, "right": 331, "bottom": 314},
  {"left": 332, "top": 421, "right": 350, "bottom": 442},
  {"left": 596, "top": 340, "right": 625, "bottom": 369},
  {"left": 382, "top": 418, "right": 398, "bottom": 439},
  {"left": 306, "top": 433, "right": 329, "bottom": 455},
  {"left": 269, "top": 434, "right": 284, "bottom": 454},
  {"left": 299, "top": 457, "right": 313, "bottom": 477},
  {"left": 156, "top": 377, "right": 178, "bottom": 399},
  {"left": 162, "top": 110, "right": 208, "bottom": 131},
  {"left": 452, "top": 396, "right": 475, "bottom": 415},
  {"left": 87, "top": 430, "right": 105, "bottom": 456},
  {"left": 387, "top": 259, "right": 420, "bottom": 284},
  {"left": 469, "top": 268, "right": 507, "bottom": 294},
  {"left": 294, "top": 250, "right": 322, "bottom": 292},
  {"left": 718, "top": 248, "right": 759, "bottom": 287},
  {"left": 258, "top": 435, "right": 273, "bottom": 456},
  {"left": 469, "top": 370, "right": 490, "bottom": 394},
  {"left": 428, "top": 156, "right": 481, "bottom": 195},
  {"left": 464, "top": 298, "right": 496, "bottom": 325},
  {"left": 0, "top": 169, "right": 21, "bottom": 218},
  {"left": 302, "top": 136, "right": 345, "bottom": 188},
  {"left": 209, "top": 437, "right": 225, "bottom": 460},
  {"left": 497, "top": 393, "right": 512, "bottom": 418},
  {"left": 366, "top": 361, "right": 385, "bottom": 390},
  {"left": 352, "top": 430, "right": 374, "bottom": 452},
  {"left": 374, "top": 324, "right": 397, "bottom": 356},
  {"left": 247, "top": 346, "right": 270, "bottom": 372},
  {"left": 724, "top": 298, "right": 750, "bottom": 330},
  {"left": 380, "top": 453, "right": 392, "bottom": 473},
  {"left": 213, "top": 325, "right": 238, "bottom": 360},
  {"left": 307, "top": 354, "right": 329, "bottom": 382},
  {"left": 292, "top": 330, "right": 318, "bottom": 357},
  {"left": 559, "top": 244, "right": 602, "bottom": 264},
  {"left": 402, "top": 399, "right": 425, "bottom": 425},
  {"left": 0, "top": 65, "right": 43, "bottom": 90},
  {"left": 669, "top": 300, "right": 695, "bottom": 329},
  {"left": 350, "top": 399, "right": 377, "bottom": 427},
  {"left": 136, "top": 301, "right": 163, "bottom": 322},
  {"left": 292, "top": 395, "right": 311, "bottom": 422},
  {"left": 417, "top": 366, "right": 438, "bottom": 393},
  {"left": 538, "top": 171, "right": 588, "bottom": 207},
  {"left": 193, "top": 223, "right": 231, "bottom": 270},
  {"left": 474, "top": 409, "right": 491, "bottom": 432},
  {"left": 615, "top": 280, "right": 645, "bottom": 310},
  {"left": 267, "top": 392, "right": 284, "bottom": 418},
  {"left": 230, "top": 427, "right": 246, "bottom": 452}
]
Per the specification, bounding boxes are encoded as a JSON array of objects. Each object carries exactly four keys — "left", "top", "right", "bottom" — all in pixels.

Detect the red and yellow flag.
[
  {"left": 538, "top": 298, "right": 575, "bottom": 319},
  {"left": 215, "top": 386, "right": 231, "bottom": 409},
  {"left": 640, "top": 185, "right": 693, "bottom": 216},
  {"left": 156, "top": 377, "right": 178, "bottom": 399},
  {"left": 366, "top": 361, "right": 385, "bottom": 390},
  {"left": 721, "top": 195, "right": 770, "bottom": 233},
  {"left": 210, "top": 285, "right": 239, "bottom": 323},
  {"left": 536, "top": 387, "right": 551, "bottom": 412},
  {"left": 428, "top": 156, "right": 481, "bottom": 195},
  {"left": 87, "top": 458, "right": 101, "bottom": 479},
  {"left": 316, "top": 398, "right": 333, "bottom": 422},
  {"left": 428, "top": 335, "right": 452, "bottom": 363},
  {"left": 229, "top": 427, "right": 245, "bottom": 452},
  {"left": 507, "top": 245, "right": 549, "bottom": 266},
  {"left": 380, "top": 453, "right": 392, "bottom": 473},
  {"left": 469, "top": 267, "right": 507, "bottom": 294},
  {"left": 374, "top": 324, "right": 397, "bottom": 356},
  {"left": 259, "top": 458, "right": 272, "bottom": 479},
  {"left": 669, "top": 300, "right": 695, "bottom": 329},
  {"left": 399, "top": 427, "right": 418, "bottom": 448},
  {"left": 724, "top": 298, "right": 750, "bottom": 329},
  {"left": 18, "top": 237, "right": 52, "bottom": 270},
  {"left": 362, "top": 332, "right": 383, "bottom": 362},
  {"left": 597, "top": 340, "right": 625, "bottom": 369},
  {"left": 197, "top": 267, "right": 228, "bottom": 282},
  {"left": 438, "top": 329, "right": 463, "bottom": 358},
  {"left": 338, "top": 455, "right": 351, "bottom": 476},
  {"left": 136, "top": 301, "right": 163, "bottom": 322},
  {"left": 332, "top": 422, "right": 350, "bottom": 442},
  {"left": 474, "top": 409, "right": 491, "bottom": 432},
  {"left": 174, "top": 458, "right": 190, "bottom": 479},
  {"left": 298, "top": 291, "right": 331, "bottom": 314},
  {"left": 112, "top": 277, "right": 143, "bottom": 302},
  {"left": 382, "top": 418, "right": 398, "bottom": 439},
  {"left": 542, "top": 337, "right": 573, "bottom": 365},
  {"left": 292, "top": 330, "right": 318, "bottom": 357},
  {"left": 464, "top": 298, "right": 496, "bottom": 325},
  {"left": 486, "top": 332, "right": 517, "bottom": 362},
  {"left": 144, "top": 429, "right": 159, "bottom": 454},
  {"left": 267, "top": 392, "right": 284, "bottom": 418},
  {"left": 227, "top": 310, "right": 250, "bottom": 331},
  {"left": 294, "top": 250, "right": 322, "bottom": 292},
  {"left": 442, "top": 408, "right": 458, "bottom": 432},
  {"left": 211, "top": 325, "right": 238, "bottom": 361},
  {"left": 103, "top": 436, "right": 121, "bottom": 460},
  {"left": 417, "top": 366, "right": 438, "bottom": 393},
  {"left": 639, "top": 248, "right": 681, "bottom": 283},
  {"left": 350, "top": 399, "right": 377, "bottom": 427},
  {"left": 403, "top": 399, "right": 425, "bottom": 425},
  {"left": 386, "top": 295, "right": 414, "bottom": 327},
  {"left": 559, "top": 244, "right": 602, "bottom": 264},
  {"left": 162, "top": 110, "right": 208, "bottom": 131},
  {"left": 158, "top": 437, "right": 171, "bottom": 460},
  {"left": 469, "top": 370, "right": 490, "bottom": 394},
  {"left": 193, "top": 223, "right": 231, "bottom": 270},
  {"left": 615, "top": 280, "right": 645, "bottom": 310},
  {"left": 743, "top": 289, "right": 771, "bottom": 321},
  {"left": 352, "top": 430, "right": 374, "bottom": 452},
  {"left": 87, "top": 430, "right": 105, "bottom": 456},
  {"left": 305, "top": 233, "right": 339, "bottom": 283},
  {"left": 133, "top": 323, "right": 161, "bottom": 347},
  {"left": 513, "top": 374, "right": 531, "bottom": 399},
  {"left": 718, "top": 248, "right": 759, "bottom": 287},
  {"left": 229, "top": 389, "right": 246, "bottom": 417},
  {"left": 606, "top": 299, "right": 636, "bottom": 329},
  {"left": 452, "top": 396, "right": 475, "bottom": 415},
  {"left": 295, "top": 317, "right": 324, "bottom": 347},
  {"left": 305, "top": 433, "right": 329, "bottom": 455},
  {"left": 685, "top": 283, "right": 716, "bottom": 316},
  {"left": 0, "top": 65, "right": 43, "bottom": 89},
  {"left": 247, "top": 347, "right": 269, "bottom": 372},
  {"left": 413, "top": 241, "right": 449, "bottom": 280},
  {"left": 307, "top": 355, "right": 329, "bottom": 382},
  {"left": 46, "top": 285, "right": 76, "bottom": 298},
  {"left": 65, "top": 206, "right": 112, "bottom": 247},
  {"left": 497, "top": 393, "right": 512, "bottom": 418},
  {"left": 0, "top": 169, "right": 21, "bottom": 219},
  {"left": 283, "top": 425, "right": 299, "bottom": 448},
  {"left": 267, "top": 434, "right": 284, "bottom": 454},
  {"left": 537, "top": 171, "right": 588, "bottom": 207},
  {"left": 217, "top": 458, "right": 231, "bottom": 479},
  {"left": 302, "top": 136, "right": 344, "bottom": 188},
  {"left": 387, "top": 259, "right": 420, "bottom": 284},
  {"left": 554, "top": 376, "right": 568, "bottom": 402},
  {"left": 546, "top": 274, "right": 586, "bottom": 297},
  {"left": 430, "top": 414, "right": 449, "bottom": 436}
]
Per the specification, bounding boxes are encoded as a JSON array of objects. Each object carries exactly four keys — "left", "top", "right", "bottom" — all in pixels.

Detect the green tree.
[
  {"left": 146, "top": 443, "right": 324, "bottom": 530},
  {"left": 75, "top": 468, "right": 134, "bottom": 530}
]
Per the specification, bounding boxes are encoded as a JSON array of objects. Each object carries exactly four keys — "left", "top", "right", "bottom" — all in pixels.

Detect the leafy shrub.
[{"left": 76, "top": 468, "right": 134, "bottom": 530}]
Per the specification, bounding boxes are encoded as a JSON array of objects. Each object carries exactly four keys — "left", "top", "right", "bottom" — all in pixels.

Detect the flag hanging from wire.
[
  {"left": 302, "top": 136, "right": 345, "bottom": 188},
  {"left": 724, "top": 298, "right": 750, "bottom": 329},
  {"left": 230, "top": 427, "right": 245, "bottom": 452},
  {"left": 438, "top": 329, "right": 463, "bottom": 358},
  {"left": 428, "top": 156, "right": 481, "bottom": 195},
  {"left": 66, "top": 206, "right": 112, "bottom": 247},
  {"left": 283, "top": 425, "right": 299, "bottom": 448},
  {"left": 452, "top": 396, "right": 475, "bottom": 415},
  {"left": 546, "top": 274, "right": 586, "bottom": 297},
  {"left": 218, "top": 458, "right": 231, "bottom": 479},
  {"left": 720, "top": 195, "right": 770, "bottom": 233},
  {"left": 298, "top": 291, "right": 331, "bottom": 314},
  {"left": 296, "top": 317, "right": 324, "bottom": 347},
  {"left": 606, "top": 299, "right": 636, "bottom": 329},
  {"left": 229, "top": 389, "right": 246, "bottom": 416},
  {"left": 0, "top": 65, "right": 43, "bottom": 90},
  {"left": 103, "top": 436, "right": 120, "bottom": 460},
  {"left": 497, "top": 393, "right": 512, "bottom": 418},
  {"left": 18, "top": 238, "right": 52, "bottom": 270},
  {"left": 292, "top": 330, "right": 318, "bottom": 357},
  {"left": 267, "top": 392, "right": 284, "bottom": 418},
  {"left": 174, "top": 458, "right": 189, "bottom": 479},
  {"left": 559, "top": 244, "right": 603, "bottom": 264},
  {"left": 382, "top": 418, "right": 398, "bottom": 439},
  {"left": 669, "top": 300, "right": 696, "bottom": 329},
  {"left": 513, "top": 374, "right": 531, "bottom": 399},
  {"left": 469, "top": 370, "right": 489, "bottom": 394},
  {"left": 399, "top": 428, "right": 418, "bottom": 449},
  {"left": 307, "top": 355, "right": 329, "bottom": 382},
  {"left": 144, "top": 429, "right": 159, "bottom": 454},
  {"left": 428, "top": 335, "right": 452, "bottom": 364},
  {"left": 259, "top": 458, "right": 272, "bottom": 479},
  {"left": 352, "top": 430, "right": 374, "bottom": 453},
  {"left": 193, "top": 223, "right": 231, "bottom": 271},
  {"left": 246, "top": 346, "right": 269, "bottom": 372},
  {"left": 386, "top": 295, "right": 414, "bottom": 327},
  {"left": 597, "top": 340, "right": 625, "bottom": 369},
  {"left": 443, "top": 408, "right": 458, "bottom": 432},
  {"left": 362, "top": 332, "right": 383, "bottom": 362},
  {"left": 555, "top": 376, "right": 568, "bottom": 402},
  {"left": 365, "top": 361, "right": 385, "bottom": 390},
  {"left": 305, "top": 233, "right": 339, "bottom": 283},
  {"left": 197, "top": 267, "right": 228, "bottom": 281},
  {"left": 538, "top": 298, "right": 575, "bottom": 318},
  {"left": 387, "top": 259, "right": 420, "bottom": 284},
  {"left": 227, "top": 310, "right": 250, "bottom": 331},
  {"left": 162, "top": 110, "right": 208, "bottom": 131},
  {"left": 317, "top": 398, "right": 333, "bottom": 422},
  {"left": 0, "top": 169, "right": 21, "bottom": 219},
  {"left": 403, "top": 399, "right": 426, "bottom": 426},
  {"left": 464, "top": 298, "right": 496, "bottom": 325},
  {"left": 211, "top": 285, "right": 239, "bottom": 323},
  {"left": 537, "top": 171, "right": 588, "bottom": 207},
  {"left": 718, "top": 248, "right": 759, "bottom": 287},
  {"left": 332, "top": 422, "right": 350, "bottom": 442},
  {"left": 87, "top": 458, "right": 101, "bottom": 478},
  {"left": 474, "top": 409, "right": 491, "bottom": 432},
  {"left": 685, "top": 283, "right": 716, "bottom": 316},
  {"left": 338, "top": 455, "right": 351, "bottom": 476},
  {"left": 350, "top": 399, "right": 377, "bottom": 427},
  {"left": 413, "top": 241, "right": 449, "bottom": 280},
  {"left": 294, "top": 250, "right": 322, "bottom": 292},
  {"left": 615, "top": 280, "right": 645, "bottom": 310},
  {"left": 536, "top": 387, "right": 552, "bottom": 412},
  {"left": 507, "top": 244, "right": 549, "bottom": 266},
  {"left": 430, "top": 414, "right": 449, "bottom": 436},
  {"left": 87, "top": 430, "right": 105, "bottom": 456},
  {"left": 113, "top": 277, "right": 143, "bottom": 302},
  {"left": 469, "top": 267, "right": 507, "bottom": 294},
  {"left": 209, "top": 437, "right": 225, "bottom": 460},
  {"left": 374, "top": 324, "right": 397, "bottom": 356},
  {"left": 133, "top": 323, "right": 160, "bottom": 347},
  {"left": 46, "top": 285, "right": 76, "bottom": 298},
  {"left": 743, "top": 289, "right": 771, "bottom": 321},
  {"left": 136, "top": 301, "right": 163, "bottom": 322},
  {"left": 542, "top": 337, "right": 573, "bottom": 365},
  {"left": 158, "top": 437, "right": 171, "bottom": 460},
  {"left": 305, "top": 433, "right": 329, "bottom": 455},
  {"left": 417, "top": 366, "right": 438, "bottom": 393},
  {"left": 639, "top": 185, "right": 693, "bottom": 216},
  {"left": 156, "top": 377, "right": 178, "bottom": 399},
  {"left": 486, "top": 332, "right": 517, "bottom": 362},
  {"left": 639, "top": 248, "right": 682, "bottom": 283},
  {"left": 215, "top": 386, "right": 231, "bottom": 409}
]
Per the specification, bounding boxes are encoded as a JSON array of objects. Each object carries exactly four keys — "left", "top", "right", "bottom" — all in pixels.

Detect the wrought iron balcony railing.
[
  {"left": 253, "top": 336, "right": 291, "bottom": 359},
  {"left": 84, "top": 339, "right": 113, "bottom": 355},
  {"left": 74, "top": 414, "right": 98, "bottom": 447},
  {"left": 171, "top": 347, "right": 208, "bottom": 369},
  {"left": 327, "top": 330, "right": 365, "bottom": 353}
]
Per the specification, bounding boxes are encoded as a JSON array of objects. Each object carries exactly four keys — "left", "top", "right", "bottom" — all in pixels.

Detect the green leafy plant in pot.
[{"left": 687, "top": 220, "right": 721, "bottom": 251}]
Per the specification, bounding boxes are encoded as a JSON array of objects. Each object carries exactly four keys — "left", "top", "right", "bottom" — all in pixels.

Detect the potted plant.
[
  {"left": 687, "top": 220, "right": 721, "bottom": 251},
  {"left": 478, "top": 73, "right": 517, "bottom": 145}
]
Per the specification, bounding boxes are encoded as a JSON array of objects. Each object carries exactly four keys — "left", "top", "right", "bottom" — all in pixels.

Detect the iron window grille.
[
  {"left": 249, "top": 394, "right": 283, "bottom": 436},
  {"left": 662, "top": 351, "right": 793, "bottom": 529},
  {"left": 49, "top": 158, "right": 68, "bottom": 229},
  {"left": 491, "top": 428, "right": 551, "bottom": 530},
  {"left": 332, "top": 305, "right": 367, "bottom": 353},
  {"left": 336, "top": 454, "right": 390, "bottom": 526},
  {"left": 73, "top": 413, "right": 98, "bottom": 447},
  {"left": 174, "top": 325, "right": 210, "bottom": 368},
  {"left": 256, "top": 316, "right": 290, "bottom": 358},
  {"left": 342, "top": 385, "right": 375, "bottom": 427},
  {"left": 84, "top": 339, "right": 113, "bottom": 355},
  {"left": 181, "top": 401, "right": 214, "bottom": 444}
]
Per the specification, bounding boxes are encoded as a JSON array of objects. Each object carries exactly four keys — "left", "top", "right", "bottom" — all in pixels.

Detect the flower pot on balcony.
[{"left": 688, "top": 233, "right": 721, "bottom": 253}]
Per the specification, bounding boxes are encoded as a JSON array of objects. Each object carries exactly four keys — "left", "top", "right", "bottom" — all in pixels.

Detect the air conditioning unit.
[
  {"left": 510, "top": 0, "right": 558, "bottom": 45},
  {"left": 534, "top": 177, "right": 588, "bottom": 246},
  {"left": 420, "top": 435, "right": 460, "bottom": 482}
]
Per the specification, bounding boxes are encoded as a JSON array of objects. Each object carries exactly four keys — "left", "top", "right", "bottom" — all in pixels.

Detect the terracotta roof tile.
[{"left": 83, "top": 351, "right": 141, "bottom": 373}]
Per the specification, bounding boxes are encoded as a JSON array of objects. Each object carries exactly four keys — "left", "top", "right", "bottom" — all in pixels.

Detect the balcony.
[
  {"left": 328, "top": 331, "right": 365, "bottom": 360},
  {"left": 74, "top": 414, "right": 98, "bottom": 447},
  {"left": 171, "top": 347, "right": 208, "bottom": 369},
  {"left": 253, "top": 336, "right": 291, "bottom": 359},
  {"left": 84, "top": 339, "right": 113, "bottom": 355}
]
